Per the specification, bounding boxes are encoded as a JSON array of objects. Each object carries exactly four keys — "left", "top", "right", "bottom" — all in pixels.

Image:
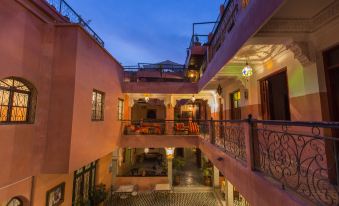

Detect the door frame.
[
  {"left": 258, "top": 67, "right": 290, "bottom": 120},
  {"left": 323, "top": 44, "right": 339, "bottom": 184}
]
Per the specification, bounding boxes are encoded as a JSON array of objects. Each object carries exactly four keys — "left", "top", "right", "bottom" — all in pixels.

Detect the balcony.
[
  {"left": 120, "top": 118, "right": 339, "bottom": 206},
  {"left": 45, "top": 0, "right": 104, "bottom": 47},
  {"left": 122, "top": 61, "right": 199, "bottom": 94},
  {"left": 185, "top": 0, "right": 285, "bottom": 90}
]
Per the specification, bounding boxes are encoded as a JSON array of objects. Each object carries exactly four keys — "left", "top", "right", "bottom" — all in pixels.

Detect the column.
[
  {"left": 166, "top": 103, "right": 174, "bottom": 134},
  {"left": 213, "top": 166, "right": 220, "bottom": 188},
  {"left": 167, "top": 158, "right": 173, "bottom": 187},
  {"left": 227, "top": 181, "right": 234, "bottom": 206}
]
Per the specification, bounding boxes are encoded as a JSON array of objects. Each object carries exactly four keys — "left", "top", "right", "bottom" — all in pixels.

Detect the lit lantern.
[
  {"left": 217, "top": 84, "right": 223, "bottom": 97},
  {"left": 242, "top": 63, "right": 253, "bottom": 78},
  {"left": 165, "top": 147, "right": 175, "bottom": 159},
  {"left": 144, "top": 148, "right": 149, "bottom": 154},
  {"left": 191, "top": 95, "right": 196, "bottom": 103},
  {"left": 144, "top": 94, "right": 150, "bottom": 102}
]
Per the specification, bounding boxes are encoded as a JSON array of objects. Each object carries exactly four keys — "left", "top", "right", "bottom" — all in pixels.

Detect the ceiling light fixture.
[{"left": 242, "top": 62, "right": 253, "bottom": 78}]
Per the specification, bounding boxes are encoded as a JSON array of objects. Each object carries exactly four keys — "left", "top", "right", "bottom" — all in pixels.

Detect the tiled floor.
[
  {"left": 174, "top": 149, "right": 205, "bottom": 187},
  {"left": 108, "top": 192, "right": 221, "bottom": 206}
]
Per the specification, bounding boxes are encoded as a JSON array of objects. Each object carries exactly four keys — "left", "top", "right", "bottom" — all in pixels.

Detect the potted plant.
[
  {"left": 89, "top": 184, "right": 108, "bottom": 206},
  {"left": 172, "top": 157, "right": 185, "bottom": 185},
  {"left": 203, "top": 167, "right": 212, "bottom": 186},
  {"left": 202, "top": 158, "right": 213, "bottom": 186}
]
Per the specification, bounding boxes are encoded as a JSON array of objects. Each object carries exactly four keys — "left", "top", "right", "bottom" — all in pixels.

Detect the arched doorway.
[
  {"left": 174, "top": 99, "right": 211, "bottom": 121},
  {"left": 131, "top": 98, "right": 166, "bottom": 121}
]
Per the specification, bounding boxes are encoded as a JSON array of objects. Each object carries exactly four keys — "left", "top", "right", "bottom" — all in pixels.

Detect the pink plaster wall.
[
  {"left": 68, "top": 27, "right": 123, "bottom": 171},
  {"left": 0, "top": 0, "right": 124, "bottom": 202},
  {"left": 0, "top": 0, "right": 53, "bottom": 187}
]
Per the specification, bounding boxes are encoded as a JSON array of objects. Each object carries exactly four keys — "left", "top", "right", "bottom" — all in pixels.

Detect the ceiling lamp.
[
  {"left": 191, "top": 95, "right": 196, "bottom": 103},
  {"left": 242, "top": 63, "right": 253, "bottom": 78},
  {"left": 144, "top": 148, "right": 149, "bottom": 154},
  {"left": 144, "top": 94, "right": 150, "bottom": 102},
  {"left": 165, "top": 147, "right": 175, "bottom": 159},
  {"left": 217, "top": 84, "right": 223, "bottom": 97}
]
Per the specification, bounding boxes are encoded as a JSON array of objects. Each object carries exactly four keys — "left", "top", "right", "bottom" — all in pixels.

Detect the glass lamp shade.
[
  {"left": 191, "top": 95, "right": 196, "bottom": 103},
  {"left": 144, "top": 96, "right": 150, "bottom": 102},
  {"left": 144, "top": 148, "right": 149, "bottom": 154},
  {"left": 242, "top": 64, "right": 253, "bottom": 78},
  {"left": 165, "top": 147, "right": 175, "bottom": 159}
]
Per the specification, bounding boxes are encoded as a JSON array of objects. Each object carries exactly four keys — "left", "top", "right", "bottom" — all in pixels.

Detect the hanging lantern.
[
  {"left": 242, "top": 63, "right": 253, "bottom": 78},
  {"left": 217, "top": 84, "right": 223, "bottom": 97},
  {"left": 165, "top": 147, "right": 175, "bottom": 159},
  {"left": 191, "top": 95, "right": 196, "bottom": 103}
]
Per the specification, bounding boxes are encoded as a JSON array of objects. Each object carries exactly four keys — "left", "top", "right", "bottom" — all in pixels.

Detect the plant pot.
[
  {"left": 204, "top": 176, "right": 212, "bottom": 186},
  {"left": 174, "top": 175, "right": 181, "bottom": 185}
]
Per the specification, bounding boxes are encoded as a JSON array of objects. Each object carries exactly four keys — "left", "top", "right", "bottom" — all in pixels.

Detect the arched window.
[
  {"left": 6, "top": 197, "right": 23, "bottom": 206},
  {"left": 0, "top": 78, "right": 35, "bottom": 123}
]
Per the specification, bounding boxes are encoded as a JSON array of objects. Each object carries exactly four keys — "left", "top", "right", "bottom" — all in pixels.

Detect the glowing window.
[
  {"left": 118, "top": 99, "right": 124, "bottom": 120},
  {"left": 92, "top": 90, "right": 104, "bottom": 121},
  {"left": 0, "top": 78, "right": 33, "bottom": 123}
]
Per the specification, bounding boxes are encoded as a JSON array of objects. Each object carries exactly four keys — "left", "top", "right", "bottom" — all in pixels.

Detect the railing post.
[
  {"left": 59, "top": 0, "right": 62, "bottom": 12},
  {"left": 210, "top": 118, "right": 216, "bottom": 145},
  {"left": 247, "top": 114, "right": 259, "bottom": 171}
]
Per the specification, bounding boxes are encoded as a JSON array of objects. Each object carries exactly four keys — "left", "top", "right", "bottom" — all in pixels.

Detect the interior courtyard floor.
[{"left": 108, "top": 191, "right": 222, "bottom": 206}]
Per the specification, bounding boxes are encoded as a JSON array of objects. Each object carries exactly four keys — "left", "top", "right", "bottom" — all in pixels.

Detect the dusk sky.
[{"left": 66, "top": 0, "right": 222, "bottom": 66}]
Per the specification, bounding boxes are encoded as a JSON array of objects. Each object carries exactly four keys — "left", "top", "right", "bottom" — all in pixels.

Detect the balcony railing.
[
  {"left": 209, "top": 0, "right": 238, "bottom": 60},
  {"left": 46, "top": 0, "right": 105, "bottom": 47},
  {"left": 123, "top": 63, "right": 191, "bottom": 83},
  {"left": 186, "top": 0, "right": 239, "bottom": 76},
  {"left": 121, "top": 120, "right": 209, "bottom": 136},
  {"left": 122, "top": 117, "right": 339, "bottom": 205}
]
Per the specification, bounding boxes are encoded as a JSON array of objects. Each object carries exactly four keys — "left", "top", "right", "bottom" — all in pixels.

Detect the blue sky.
[{"left": 66, "top": 0, "right": 222, "bottom": 65}]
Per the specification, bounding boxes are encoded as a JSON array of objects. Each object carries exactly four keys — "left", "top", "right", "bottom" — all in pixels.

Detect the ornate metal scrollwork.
[{"left": 255, "top": 124, "right": 339, "bottom": 205}]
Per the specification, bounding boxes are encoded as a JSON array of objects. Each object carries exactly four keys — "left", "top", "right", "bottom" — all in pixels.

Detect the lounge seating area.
[
  {"left": 124, "top": 122, "right": 165, "bottom": 135},
  {"left": 124, "top": 121, "right": 201, "bottom": 135}
]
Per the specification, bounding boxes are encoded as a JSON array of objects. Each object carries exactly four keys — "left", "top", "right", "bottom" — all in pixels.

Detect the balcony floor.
[{"left": 109, "top": 192, "right": 221, "bottom": 206}]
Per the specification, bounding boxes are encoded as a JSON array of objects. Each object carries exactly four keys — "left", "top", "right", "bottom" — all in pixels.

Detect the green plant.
[
  {"left": 89, "top": 184, "right": 108, "bottom": 206},
  {"left": 203, "top": 167, "right": 212, "bottom": 177},
  {"left": 172, "top": 157, "right": 185, "bottom": 170}
]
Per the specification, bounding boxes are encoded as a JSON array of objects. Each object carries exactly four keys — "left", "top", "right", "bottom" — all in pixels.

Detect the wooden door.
[
  {"left": 324, "top": 45, "right": 339, "bottom": 184},
  {"left": 260, "top": 70, "right": 290, "bottom": 120}
]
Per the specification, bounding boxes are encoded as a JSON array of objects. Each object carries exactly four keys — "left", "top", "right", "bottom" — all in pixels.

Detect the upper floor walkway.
[{"left": 120, "top": 117, "right": 339, "bottom": 206}]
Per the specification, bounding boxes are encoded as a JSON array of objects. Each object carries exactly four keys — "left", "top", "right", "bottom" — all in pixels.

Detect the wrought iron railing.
[
  {"left": 251, "top": 119, "right": 339, "bottom": 206},
  {"left": 209, "top": 0, "right": 238, "bottom": 61},
  {"left": 123, "top": 63, "right": 189, "bottom": 82},
  {"left": 213, "top": 120, "right": 247, "bottom": 162},
  {"left": 46, "top": 0, "right": 105, "bottom": 47},
  {"left": 186, "top": 0, "right": 239, "bottom": 78},
  {"left": 120, "top": 117, "right": 339, "bottom": 205}
]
